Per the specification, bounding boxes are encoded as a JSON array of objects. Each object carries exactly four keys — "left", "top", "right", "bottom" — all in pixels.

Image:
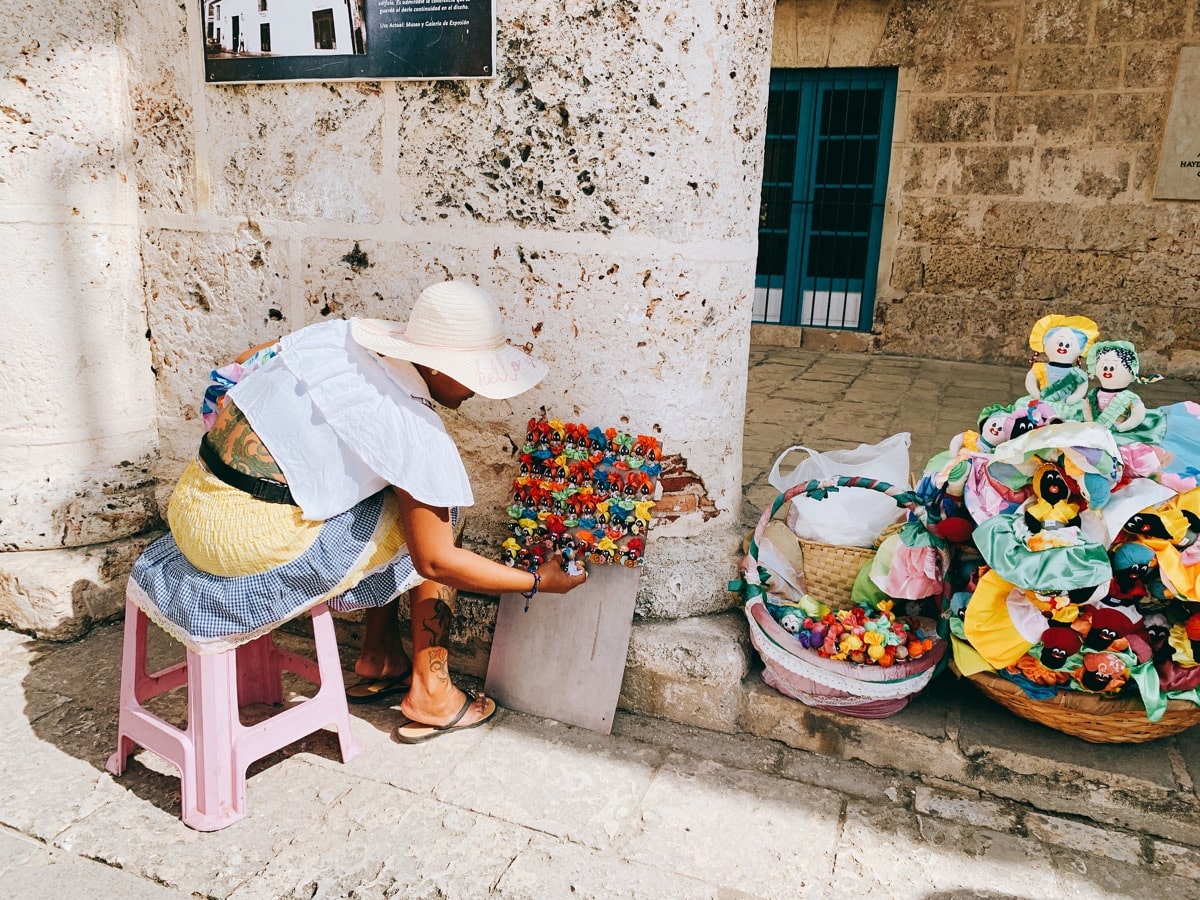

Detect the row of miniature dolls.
[
  {"left": 502, "top": 532, "right": 647, "bottom": 569},
  {"left": 519, "top": 448, "right": 663, "bottom": 485},
  {"left": 511, "top": 472, "right": 656, "bottom": 513},
  {"left": 507, "top": 497, "right": 654, "bottom": 541},
  {"left": 524, "top": 418, "right": 662, "bottom": 464}
]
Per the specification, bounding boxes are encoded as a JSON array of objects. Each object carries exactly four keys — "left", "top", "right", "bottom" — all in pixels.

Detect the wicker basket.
[
  {"left": 746, "top": 596, "right": 945, "bottom": 717},
  {"left": 745, "top": 475, "right": 923, "bottom": 609},
  {"left": 954, "top": 663, "right": 1200, "bottom": 744},
  {"left": 794, "top": 540, "right": 876, "bottom": 609},
  {"left": 739, "top": 476, "right": 944, "bottom": 718}
]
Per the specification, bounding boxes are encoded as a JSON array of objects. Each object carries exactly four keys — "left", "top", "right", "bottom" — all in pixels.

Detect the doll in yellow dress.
[{"left": 1024, "top": 314, "right": 1099, "bottom": 410}]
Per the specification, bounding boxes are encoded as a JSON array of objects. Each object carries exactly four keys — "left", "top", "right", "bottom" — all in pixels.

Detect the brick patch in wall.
[{"left": 653, "top": 454, "right": 718, "bottom": 524}]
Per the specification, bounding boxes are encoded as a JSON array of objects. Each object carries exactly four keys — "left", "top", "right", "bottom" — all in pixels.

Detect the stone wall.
[
  {"left": 134, "top": 0, "right": 774, "bottom": 631},
  {"left": 0, "top": 0, "right": 161, "bottom": 638},
  {"left": 774, "top": 0, "right": 1200, "bottom": 375},
  {"left": 3, "top": 0, "right": 777, "bottom": 640}
]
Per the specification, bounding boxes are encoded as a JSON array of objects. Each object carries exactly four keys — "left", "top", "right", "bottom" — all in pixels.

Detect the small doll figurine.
[
  {"left": 1024, "top": 314, "right": 1099, "bottom": 405},
  {"left": 1005, "top": 398, "right": 1063, "bottom": 439},
  {"left": 1081, "top": 607, "right": 1134, "bottom": 652},
  {"left": 560, "top": 546, "right": 586, "bottom": 577},
  {"left": 1022, "top": 462, "right": 1082, "bottom": 535},
  {"left": 949, "top": 403, "right": 1012, "bottom": 455},
  {"left": 1108, "top": 542, "right": 1156, "bottom": 604},
  {"left": 1038, "top": 626, "right": 1083, "bottom": 670},
  {"left": 501, "top": 537, "right": 523, "bottom": 566},
  {"left": 976, "top": 404, "right": 1011, "bottom": 451},
  {"left": 1083, "top": 340, "right": 1159, "bottom": 433},
  {"left": 1074, "top": 652, "right": 1128, "bottom": 692}
]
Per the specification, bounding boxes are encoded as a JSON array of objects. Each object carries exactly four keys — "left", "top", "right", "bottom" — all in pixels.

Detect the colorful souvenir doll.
[
  {"left": 1083, "top": 340, "right": 1166, "bottom": 444},
  {"left": 1024, "top": 314, "right": 1099, "bottom": 409}
]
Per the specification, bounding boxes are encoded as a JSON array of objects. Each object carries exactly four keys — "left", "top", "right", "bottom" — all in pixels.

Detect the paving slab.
[
  {"left": 835, "top": 802, "right": 1068, "bottom": 898},
  {"left": 614, "top": 754, "right": 843, "bottom": 899},
  {"left": 0, "top": 827, "right": 183, "bottom": 899},
  {"left": 430, "top": 712, "right": 664, "bottom": 848},
  {"left": 495, "top": 835, "right": 718, "bottom": 899},
  {"left": 231, "top": 792, "right": 533, "bottom": 900},
  {"left": 58, "top": 758, "right": 355, "bottom": 896}
]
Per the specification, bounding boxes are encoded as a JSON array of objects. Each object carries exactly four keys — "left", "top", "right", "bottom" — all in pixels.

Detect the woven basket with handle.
[
  {"left": 794, "top": 540, "right": 877, "bottom": 609},
  {"left": 747, "top": 475, "right": 923, "bottom": 609},
  {"left": 739, "top": 475, "right": 944, "bottom": 718},
  {"left": 953, "top": 662, "right": 1200, "bottom": 744}
]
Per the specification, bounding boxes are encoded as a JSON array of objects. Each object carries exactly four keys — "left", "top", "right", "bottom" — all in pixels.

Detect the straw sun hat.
[{"left": 350, "top": 281, "right": 548, "bottom": 400}]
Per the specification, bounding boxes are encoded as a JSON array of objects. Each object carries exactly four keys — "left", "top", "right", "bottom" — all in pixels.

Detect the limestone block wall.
[
  {"left": 127, "top": 0, "right": 775, "bottom": 637},
  {"left": 774, "top": 0, "right": 1200, "bottom": 375},
  {"left": 0, "top": 0, "right": 161, "bottom": 638}
]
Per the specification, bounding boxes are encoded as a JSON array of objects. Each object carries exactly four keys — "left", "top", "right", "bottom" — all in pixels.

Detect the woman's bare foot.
[
  {"left": 399, "top": 683, "right": 491, "bottom": 728},
  {"left": 353, "top": 648, "right": 411, "bottom": 681}
]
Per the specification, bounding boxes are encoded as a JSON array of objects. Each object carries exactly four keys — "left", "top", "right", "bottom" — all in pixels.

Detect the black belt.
[{"left": 198, "top": 435, "right": 297, "bottom": 505}]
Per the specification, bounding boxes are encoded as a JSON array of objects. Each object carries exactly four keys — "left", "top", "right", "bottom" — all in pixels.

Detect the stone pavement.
[{"left": 6, "top": 345, "right": 1200, "bottom": 898}]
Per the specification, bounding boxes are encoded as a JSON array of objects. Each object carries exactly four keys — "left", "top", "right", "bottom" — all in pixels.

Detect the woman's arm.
[
  {"left": 396, "top": 489, "right": 587, "bottom": 595},
  {"left": 234, "top": 339, "right": 280, "bottom": 364}
]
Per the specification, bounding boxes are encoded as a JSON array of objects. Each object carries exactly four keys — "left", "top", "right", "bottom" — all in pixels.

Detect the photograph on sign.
[{"left": 200, "top": 0, "right": 495, "bottom": 84}]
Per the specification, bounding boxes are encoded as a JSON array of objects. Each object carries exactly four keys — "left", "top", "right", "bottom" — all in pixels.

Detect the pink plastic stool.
[{"left": 106, "top": 595, "right": 364, "bottom": 831}]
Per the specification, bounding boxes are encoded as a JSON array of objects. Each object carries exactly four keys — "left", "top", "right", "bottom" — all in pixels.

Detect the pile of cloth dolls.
[
  {"left": 904, "top": 315, "right": 1200, "bottom": 723},
  {"left": 501, "top": 418, "right": 660, "bottom": 575}
]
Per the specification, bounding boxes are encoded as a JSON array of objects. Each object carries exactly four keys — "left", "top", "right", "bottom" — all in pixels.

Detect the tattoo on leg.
[
  {"left": 420, "top": 598, "right": 455, "bottom": 649},
  {"left": 428, "top": 647, "right": 450, "bottom": 685}
]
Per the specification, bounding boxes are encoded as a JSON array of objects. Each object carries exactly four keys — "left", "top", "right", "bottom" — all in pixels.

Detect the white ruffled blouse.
[{"left": 228, "top": 319, "right": 474, "bottom": 520}]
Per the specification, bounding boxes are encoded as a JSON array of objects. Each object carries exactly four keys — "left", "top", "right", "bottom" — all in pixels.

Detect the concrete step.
[
  {"left": 614, "top": 611, "right": 1200, "bottom": 850},
  {"left": 325, "top": 599, "right": 1200, "bottom": 850}
]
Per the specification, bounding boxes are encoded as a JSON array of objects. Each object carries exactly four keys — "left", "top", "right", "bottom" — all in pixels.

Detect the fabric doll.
[
  {"left": 1021, "top": 462, "right": 1082, "bottom": 538},
  {"left": 1108, "top": 541, "right": 1157, "bottom": 606},
  {"left": 1121, "top": 488, "right": 1200, "bottom": 603},
  {"left": 1074, "top": 652, "right": 1129, "bottom": 692},
  {"left": 1024, "top": 314, "right": 1099, "bottom": 406},
  {"left": 1083, "top": 341, "right": 1166, "bottom": 443},
  {"left": 948, "top": 403, "right": 1011, "bottom": 455},
  {"left": 1006, "top": 626, "right": 1079, "bottom": 685}
]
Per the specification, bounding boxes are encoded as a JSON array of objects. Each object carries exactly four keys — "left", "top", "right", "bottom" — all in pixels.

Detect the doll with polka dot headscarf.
[
  {"left": 1024, "top": 315, "right": 1099, "bottom": 410},
  {"left": 1083, "top": 340, "right": 1164, "bottom": 438}
]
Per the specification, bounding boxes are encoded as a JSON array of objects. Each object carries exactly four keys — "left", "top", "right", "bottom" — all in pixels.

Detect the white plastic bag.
[{"left": 767, "top": 434, "right": 912, "bottom": 548}]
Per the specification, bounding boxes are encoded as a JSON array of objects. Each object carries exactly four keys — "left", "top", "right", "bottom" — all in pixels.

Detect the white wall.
[
  {"left": 1, "top": 0, "right": 775, "bottom": 637},
  {"left": 0, "top": 0, "right": 160, "bottom": 635}
]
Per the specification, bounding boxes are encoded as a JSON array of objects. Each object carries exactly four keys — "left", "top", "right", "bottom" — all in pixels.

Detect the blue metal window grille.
[{"left": 755, "top": 68, "right": 898, "bottom": 330}]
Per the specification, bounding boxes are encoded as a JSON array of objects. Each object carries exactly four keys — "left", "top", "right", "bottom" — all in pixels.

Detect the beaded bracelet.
[{"left": 522, "top": 570, "right": 540, "bottom": 612}]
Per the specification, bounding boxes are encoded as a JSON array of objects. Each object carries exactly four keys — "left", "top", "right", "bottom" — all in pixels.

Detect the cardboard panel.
[{"left": 484, "top": 565, "right": 639, "bottom": 734}]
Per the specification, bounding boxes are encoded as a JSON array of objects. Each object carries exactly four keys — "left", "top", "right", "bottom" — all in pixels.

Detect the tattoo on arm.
[{"left": 208, "top": 404, "right": 286, "bottom": 482}]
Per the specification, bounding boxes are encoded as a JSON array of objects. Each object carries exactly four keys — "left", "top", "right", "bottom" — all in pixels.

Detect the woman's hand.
[
  {"left": 536, "top": 556, "right": 589, "bottom": 594},
  {"left": 397, "top": 489, "right": 590, "bottom": 597}
]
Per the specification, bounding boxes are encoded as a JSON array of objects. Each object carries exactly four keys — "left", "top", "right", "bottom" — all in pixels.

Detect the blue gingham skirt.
[{"left": 128, "top": 488, "right": 458, "bottom": 654}]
